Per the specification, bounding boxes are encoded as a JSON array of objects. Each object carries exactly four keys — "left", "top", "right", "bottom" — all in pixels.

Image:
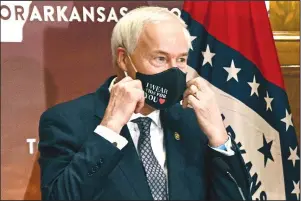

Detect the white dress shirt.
[
  {"left": 94, "top": 77, "right": 234, "bottom": 177},
  {"left": 94, "top": 109, "right": 168, "bottom": 172}
]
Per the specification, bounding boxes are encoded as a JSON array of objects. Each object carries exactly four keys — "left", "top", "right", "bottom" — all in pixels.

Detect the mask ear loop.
[{"left": 127, "top": 54, "right": 138, "bottom": 75}]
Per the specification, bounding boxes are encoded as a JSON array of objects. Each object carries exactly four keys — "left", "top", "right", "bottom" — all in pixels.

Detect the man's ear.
[{"left": 116, "top": 47, "right": 128, "bottom": 72}]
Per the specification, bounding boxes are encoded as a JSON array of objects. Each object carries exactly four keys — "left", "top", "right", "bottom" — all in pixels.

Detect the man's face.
[{"left": 126, "top": 19, "right": 190, "bottom": 77}]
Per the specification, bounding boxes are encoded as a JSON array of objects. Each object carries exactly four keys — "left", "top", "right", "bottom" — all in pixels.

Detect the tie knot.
[{"left": 131, "top": 117, "right": 152, "bottom": 133}]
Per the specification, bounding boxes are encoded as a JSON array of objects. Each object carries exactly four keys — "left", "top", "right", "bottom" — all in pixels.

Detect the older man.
[{"left": 38, "top": 6, "right": 251, "bottom": 200}]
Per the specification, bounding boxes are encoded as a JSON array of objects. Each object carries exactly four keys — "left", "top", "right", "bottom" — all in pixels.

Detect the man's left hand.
[{"left": 182, "top": 77, "right": 228, "bottom": 147}]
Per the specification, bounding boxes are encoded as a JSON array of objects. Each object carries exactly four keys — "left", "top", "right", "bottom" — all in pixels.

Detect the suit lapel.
[
  {"left": 93, "top": 77, "right": 153, "bottom": 200},
  {"left": 118, "top": 126, "right": 153, "bottom": 200},
  {"left": 161, "top": 109, "right": 192, "bottom": 200}
]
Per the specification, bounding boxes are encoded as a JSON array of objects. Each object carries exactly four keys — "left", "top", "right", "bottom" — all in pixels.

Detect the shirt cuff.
[
  {"left": 94, "top": 125, "right": 128, "bottom": 150},
  {"left": 208, "top": 136, "right": 235, "bottom": 156}
]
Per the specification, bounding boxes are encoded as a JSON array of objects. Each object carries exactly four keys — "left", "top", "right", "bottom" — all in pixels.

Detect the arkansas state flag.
[{"left": 181, "top": 1, "right": 300, "bottom": 200}]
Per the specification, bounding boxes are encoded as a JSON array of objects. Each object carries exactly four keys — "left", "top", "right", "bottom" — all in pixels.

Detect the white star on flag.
[
  {"left": 190, "top": 36, "right": 197, "bottom": 50},
  {"left": 201, "top": 45, "right": 215, "bottom": 66},
  {"left": 264, "top": 91, "right": 274, "bottom": 111},
  {"left": 281, "top": 109, "right": 294, "bottom": 131},
  {"left": 223, "top": 60, "right": 241, "bottom": 82},
  {"left": 248, "top": 75, "right": 260, "bottom": 97},
  {"left": 288, "top": 146, "right": 300, "bottom": 167},
  {"left": 291, "top": 180, "right": 300, "bottom": 200}
]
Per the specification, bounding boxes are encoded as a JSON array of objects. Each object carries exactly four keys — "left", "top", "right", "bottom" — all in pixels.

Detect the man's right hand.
[{"left": 100, "top": 77, "right": 145, "bottom": 134}]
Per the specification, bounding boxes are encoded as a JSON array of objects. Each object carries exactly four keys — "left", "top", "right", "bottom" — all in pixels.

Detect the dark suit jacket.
[{"left": 38, "top": 76, "right": 252, "bottom": 200}]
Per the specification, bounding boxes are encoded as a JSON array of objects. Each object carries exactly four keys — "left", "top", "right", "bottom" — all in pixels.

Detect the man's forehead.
[
  {"left": 137, "top": 21, "right": 189, "bottom": 53},
  {"left": 142, "top": 20, "right": 184, "bottom": 39}
]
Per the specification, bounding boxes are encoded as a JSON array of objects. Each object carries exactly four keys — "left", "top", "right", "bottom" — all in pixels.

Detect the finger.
[
  {"left": 182, "top": 96, "right": 188, "bottom": 108},
  {"left": 182, "top": 97, "right": 193, "bottom": 108},
  {"left": 186, "top": 77, "right": 208, "bottom": 91},
  {"left": 194, "top": 90, "right": 203, "bottom": 100},
  {"left": 134, "top": 92, "right": 145, "bottom": 113},
  {"left": 186, "top": 65, "right": 199, "bottom": 82},
  {"left": 134, "top": 89, "right": 145, "bottom": 113},
  {"left": 187, "top": 94, "right": 201, "bottom": 110},
  {"left": 182, "top": 96, "right": 193, "bottom": 109},
  {"left": 126, "top": 79, "right": 143, "bottom": 90},
  {"left": 183, "top": 84, "right": 198, "bottom": 99},
  {"left": 118, "top": 76, "right": 133, "bottom": 84}
]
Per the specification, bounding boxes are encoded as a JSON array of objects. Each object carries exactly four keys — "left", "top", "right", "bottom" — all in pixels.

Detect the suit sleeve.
[
  {"left": 205, "top": 136, "right": 252, "bottom": 200},
  {"left": 38, "top": 109, "right": 124, "bottom": 200}
]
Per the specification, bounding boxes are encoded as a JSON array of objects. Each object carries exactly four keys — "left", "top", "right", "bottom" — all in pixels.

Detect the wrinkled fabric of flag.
[{"left": 181, "top": 1, "right": 300, "bottom": 200}]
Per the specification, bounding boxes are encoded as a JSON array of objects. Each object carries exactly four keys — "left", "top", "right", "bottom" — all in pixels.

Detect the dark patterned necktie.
[{"left": 132, "top": 117, "right": 168, "bottom": 200}]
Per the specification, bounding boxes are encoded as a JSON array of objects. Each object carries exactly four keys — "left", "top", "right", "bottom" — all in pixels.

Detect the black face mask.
[{"left": 136, "top": 67, "right": 187, "bottom": 110}]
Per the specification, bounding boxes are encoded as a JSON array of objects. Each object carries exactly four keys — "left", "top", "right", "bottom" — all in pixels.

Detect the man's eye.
[
  {"left": 154, "top": 56, "right": 167, "bottom": 65},
  {"left": 156, "top": 56, "right": 166, "bottom": 62},
  {"left": 177, "top": 57, "right": 187, "bottom": 63}
]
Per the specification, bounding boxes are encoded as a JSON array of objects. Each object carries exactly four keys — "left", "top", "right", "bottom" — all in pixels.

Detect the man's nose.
[{"left": 169, "top": 59, "right": 177, "bottom": 68}]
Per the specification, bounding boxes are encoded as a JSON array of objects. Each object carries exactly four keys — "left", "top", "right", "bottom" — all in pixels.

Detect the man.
[{"left": 38, "top": 6, "right": 251, "bottom": 200}]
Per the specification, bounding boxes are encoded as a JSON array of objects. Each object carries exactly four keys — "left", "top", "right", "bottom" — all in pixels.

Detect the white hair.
[{"left": 110, "top": 6, "right": 191, "bottom": 67}]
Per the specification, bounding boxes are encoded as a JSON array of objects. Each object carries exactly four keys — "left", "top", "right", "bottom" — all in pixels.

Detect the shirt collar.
[
  {"left": 108, "top": 77, "right": 161, "bottom": 128},
  {"left": 129, "top": 110, "right": 161, "bottom": 128}
]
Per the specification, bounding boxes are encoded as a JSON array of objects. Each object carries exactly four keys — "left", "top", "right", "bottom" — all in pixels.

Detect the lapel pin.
[{"left": 174, "top": 132, "right": 180, "bottom": 140}]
